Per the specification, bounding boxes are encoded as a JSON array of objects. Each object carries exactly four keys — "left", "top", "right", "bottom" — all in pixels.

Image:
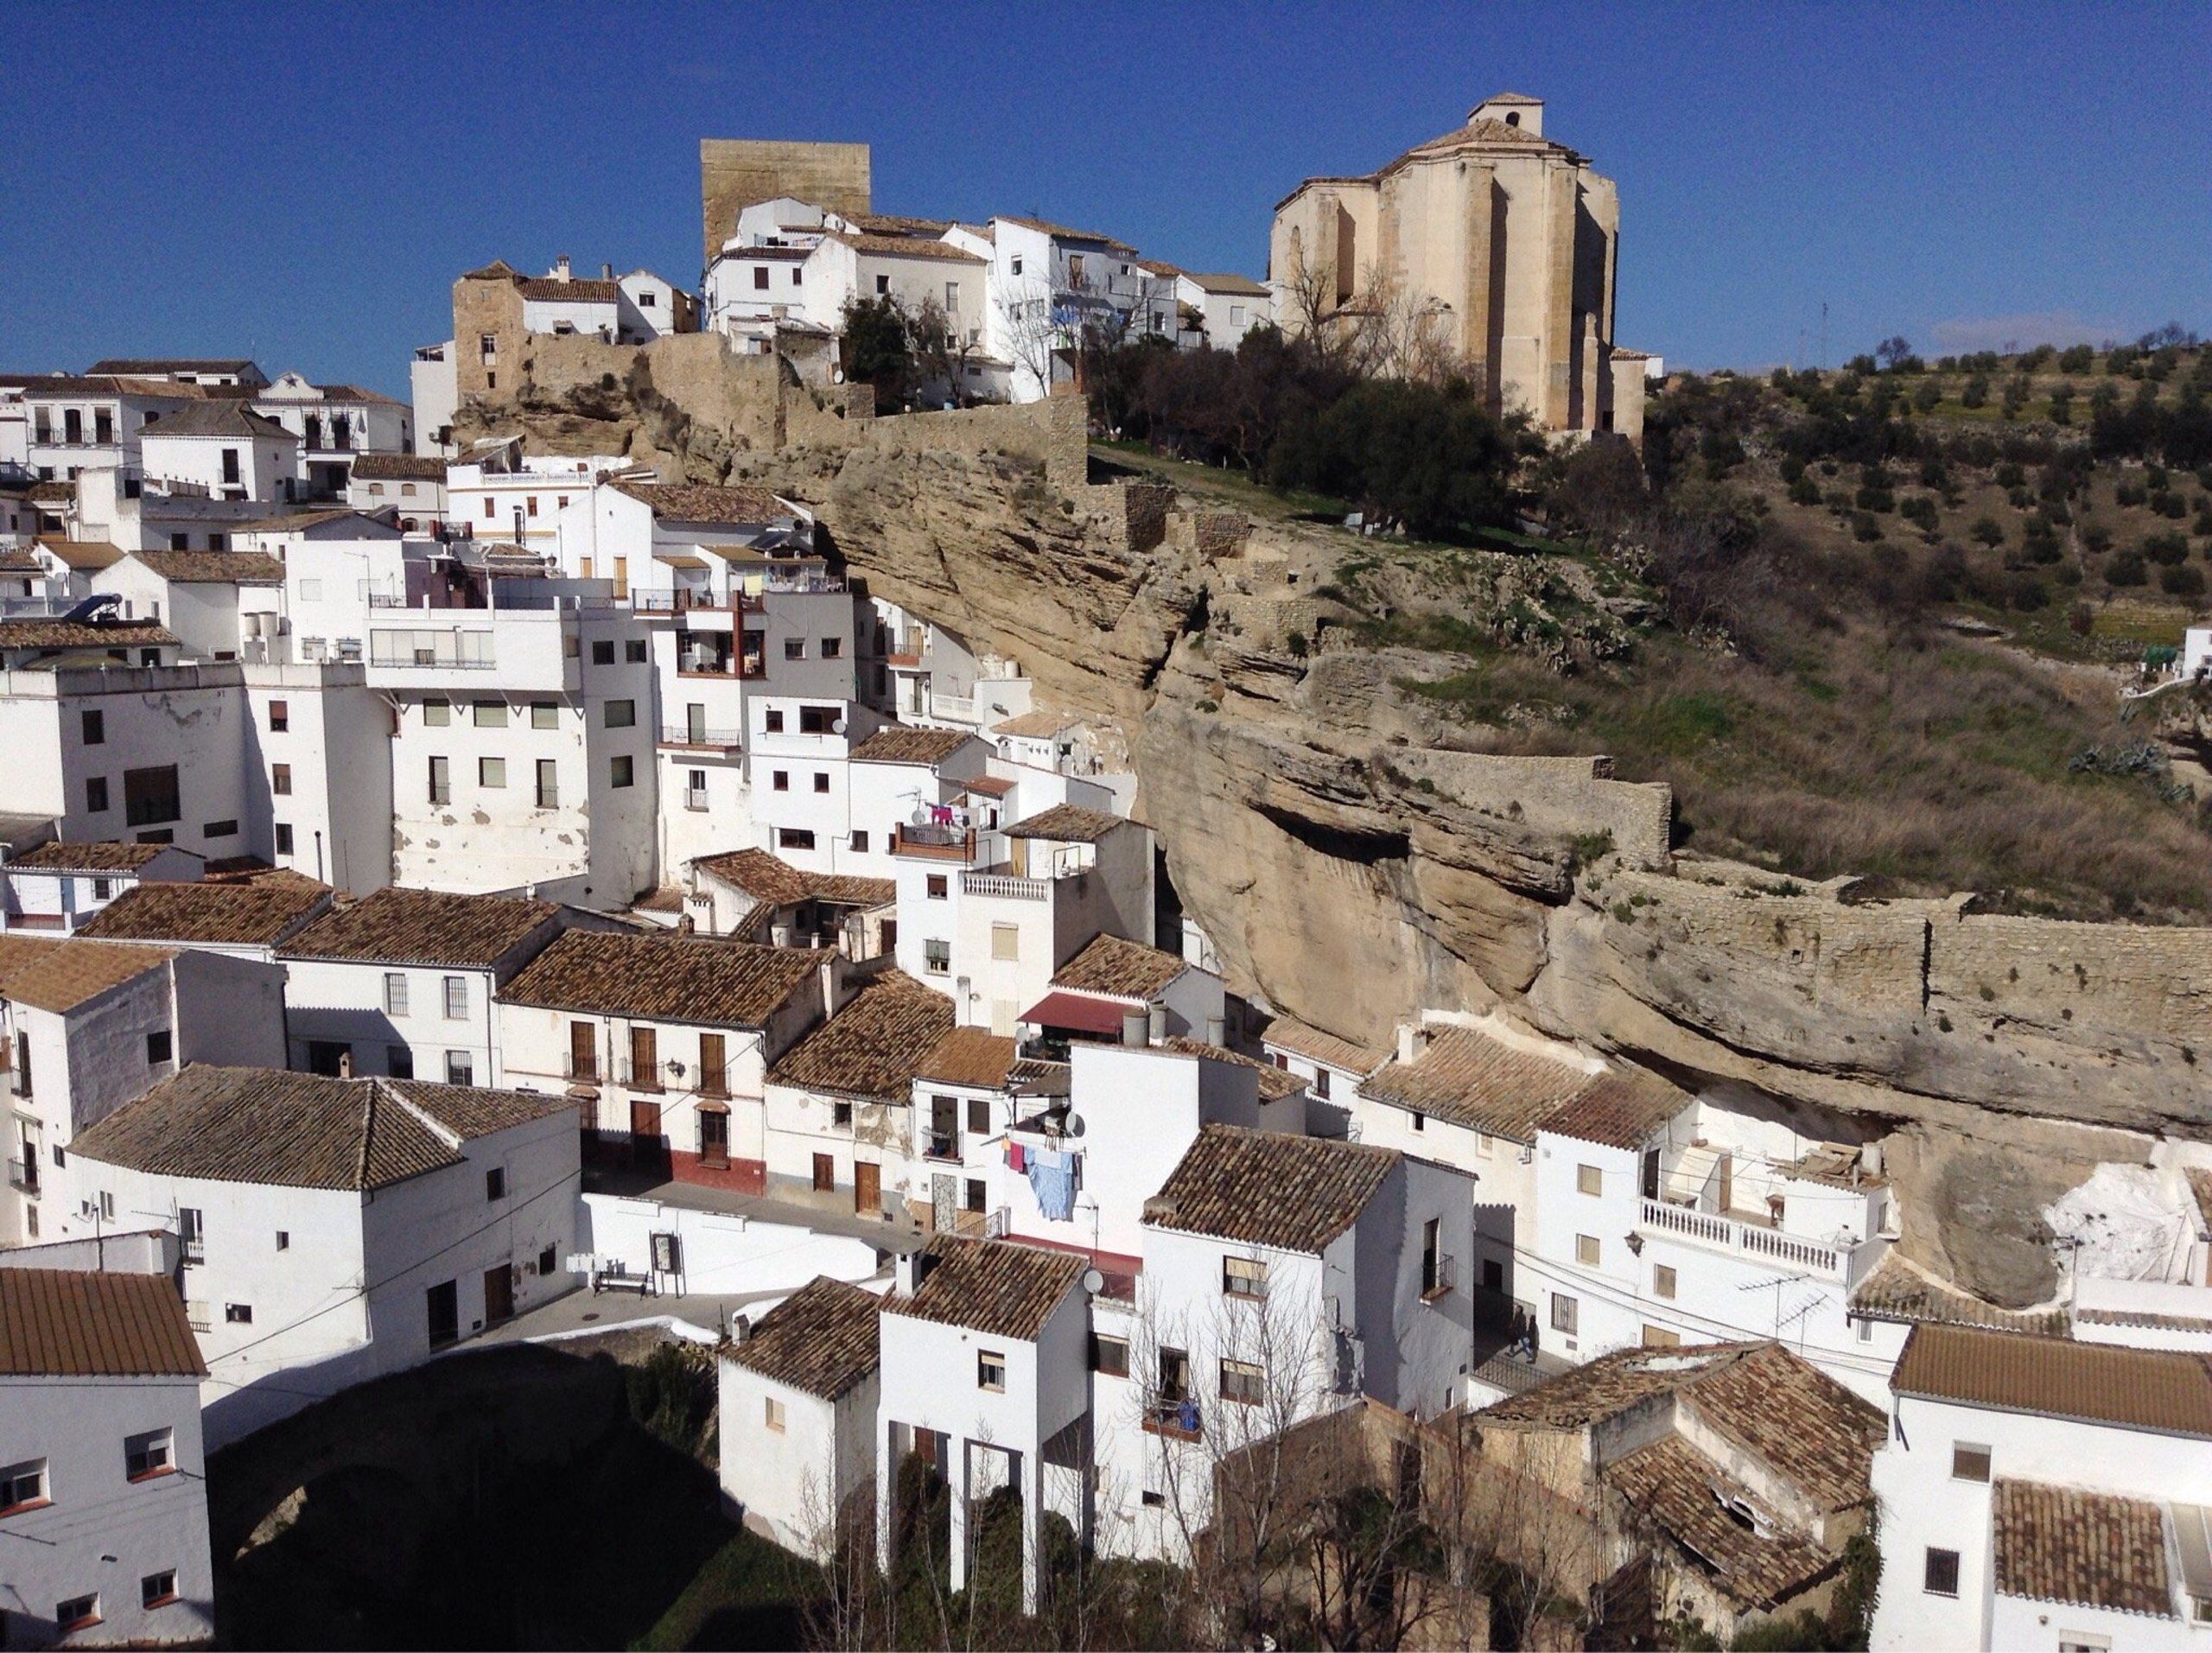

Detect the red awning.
[{"left": 1019, "top": 991, "right": 1132, "bottom": 1037}]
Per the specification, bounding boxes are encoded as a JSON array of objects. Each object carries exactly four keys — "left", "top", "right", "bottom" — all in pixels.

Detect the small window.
[
  {"left": 1550, "top": 1293, "right": 1578, "bottom": 1336},
  {"left": 446, "top": 1051, "right": 473, "bottom": 1085},
  {"left": 1923, "top": 1548, "right": 1961, "bottom": 1597},
  {"left": 1654, "top": 1264, "right": 1677, "bottom": 1300},
  {"left": 479, "top": 756, "right": 506, "bottom": 788},
  {"left": 977, "top": 1350, "right": 1006, "bottom": 1392},
  {"left": 486, "top": 1167, "right": 506, "bottom": 1202},
  {"left": 821, "top": 637, "right": 842, "bottom": 658},
  {"left": 92, "top": 877, "right": 111, "bottom": 900},
  {"left": 1089, "top": 1332, "right": 1130, "bottom": 1376},
  {"left": 142, "top": 1570, "right": 179, "bottom": 1609},
  {"left": 605, "top": 698, "right": 635, "bottom": 728},
  {"left": 1, "top": 1458, "right": 48, "bottom": 1512},
  {"left": 778, "top": 827, "right": 814, "bottom": 850},
  {"left": 965, "top": 1178, "right": 985, "bottom": 1212},
  {"left": 849, "top": 830, "right": 869, "bottom": 853},
  {"left": 626, "top": 639, "right": 647, "bottom": 664},
  {"left": 385, "top": 972, "right": 410, "bottom": 1016},
  {"left": 1856, "top": 1315, "right": 1875, "bottom": 1343},
  {"left": 1411, "top": 1110, "right": 1426, "bottom": 1133},
  {"left": 1575, "top": 1234, "right": 1600, "bottom": 1267},
  {"left": 1219, "top": 1357, "right": 1265, "bottom": 1406},
  {"left": 531, "top": 702, "right": 558, "bottom": 730},
  {"left": 991, "top": 923, "right": 1019, "bottom": 961},
  {"left": 592, "top": 639, "right": 614, "bottom": 664},
  {"left": 813, "top": 772, "right": 830, "bottom": 793},
  {"left": 54, "top": 1594, "right": 99, "bottom": 1634},
  {"left": 765, "top": 1396, "right": 785, "bottom": 1432},
  {"left": 875, "top": 274, "right": 890, "bottom": 296},
  {"left": 1951, "top": 1443, "right": 1992, "bottom": 1483},
  {"left": 270, "top": 762, "right": 292, "bottom": 796},
  {"left": 81, "top": 709, "right": 105, "bottom": 745},
  {"left": 268, "top": 699, "right": 289, "bottom": 732},
  {"left": 276, "top": 1230, "right": 289, "bottom": 1250},
  {"left": 764, "top": 709, "right": 785, "bottom": 733},
  {"left": 443, "top": 976, "right": 467, "bottom": 1020},
  {"left": 611, "top": 755, "right": 635, "bottom": 788},
  {"left": 273, "top": 823, "right": 294, "bottom": 855},
  {"left": 753, "top": 266, "right": 770, "bottom": 291},
  {"left": 1011, "top": 255, "right": 1023, "bottom": 277},
  {"left": 966, "top": 1097, "right": 989, "bottom": 1135},
  {"left": 784, "top": 637, "right": 806, "bottom": 660},
  {"left": 1482, "top": 1258, "right": 1504, "bottom": 1293},
  {"left": 1577, "top": 1164, "right": 1602, "bottom": 1197},
  {"left": 1314, "top": 1067, "right": 1331, "bottom": 1098},
  {"left": 226, "top": 1303, "right": 253, "bottom": 1324},
  {"left": 1224, "top": 1256, "right": 1268, "bottom": 1299},
  {"left": 145, "top": 1029, "right": 172, "bottom": 1066},
  {"left": 924, "top": 938, "right": 950, "bottom": 975},
  {"left": 926, "top": 874, "right": 948, "bottom": 900},
  {"left": 124, "top": 1427, "right": 173, "bottom": 1480},
  {"left": 202, "top": 818, "right": 238, "bottom": 839},
  {"left": 423, "top": 697, "right": 451, "bottom": 727},
  {"left": 772, "top": 771, "right": 791, "bottom": 792},
  {"left": 474, "top": 700, "right": 507, "bottom": 728},
  {"left": 387, "top": 1044, "right": 413, "bottom": 1078},
  {"left": 85, "top": 775, "right": 109, "bottom": 813}
]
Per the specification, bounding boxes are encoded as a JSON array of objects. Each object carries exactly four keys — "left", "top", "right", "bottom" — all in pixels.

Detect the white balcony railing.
[
  {"left": 963, "top": 872, "right": 1047, "bottom": 901},
  {"left": 1638, "top": 1198, "right": 1864, "bottom": 1281}
]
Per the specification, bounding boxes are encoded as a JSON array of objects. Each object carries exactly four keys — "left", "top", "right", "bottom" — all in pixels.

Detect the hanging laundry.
[
  {"left": 1006, "top": 1141, "right": 1027, "bottom": 1173},
  {"left": 1027, "top": 1150, "right": 1076, "bottom": 1221}
]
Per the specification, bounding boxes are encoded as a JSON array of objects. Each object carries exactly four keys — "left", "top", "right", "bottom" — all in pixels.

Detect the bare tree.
[{"left": 995, "top": 279, "right": 1066, "bottom": 404}]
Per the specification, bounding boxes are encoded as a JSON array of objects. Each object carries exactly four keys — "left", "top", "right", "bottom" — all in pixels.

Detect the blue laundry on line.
[{"left": 1027, "top": 1149, "right": 1077, "bottom": 1221}]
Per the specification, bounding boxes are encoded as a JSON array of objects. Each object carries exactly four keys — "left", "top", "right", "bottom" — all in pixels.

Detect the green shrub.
[
  {"left": 1969, "top": 517, "right": 2005, "bottom": 546},
  {"left": 2058, "top": 344, "right": 2094, "bottom": 373},
  {"left": 2159, "top": 563, "right": 2205, "bottom": 597},
  {"left": 2108, "top": 550, "right": 2148, "bottom": 585},
  {"left": 2144, "top": 531, "right": 2190, "bottom": 565}
]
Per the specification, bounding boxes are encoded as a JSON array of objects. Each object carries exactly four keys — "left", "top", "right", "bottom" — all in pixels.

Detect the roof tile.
[
  {"left": 499, "top": 930, "right": 820, "bottom": 1028},
  {"left": 0, "top": 1268, "right": 206, "bottom": 1379},
  {"left": 1145, "top": 1124, "right": 1395, "bottom": 1254},
  {"left": 725, "top": 1276, "right": 880, "bottom": 1400}
]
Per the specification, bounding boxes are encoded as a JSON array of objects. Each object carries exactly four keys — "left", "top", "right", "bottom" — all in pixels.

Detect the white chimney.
[
  {"left": 601, "top": 262, "right": 614, "bottom": 282},
  {"left": 1395, "top": 1022, "right": 1421, "bottom": 1065},
  {"left": 553, "top": 254, "right": 572, "bottom": 283},
  {"left": 1147, "top": 1003, "right": 1167, "bottom": 1045},
  {"left": 338, "top": 1049, "right": 353, "bottom": 1079},
  {"left": 1205, "top": 1014, "right": 1226, "bottom": 1046},
  {"left": 1122, "top": 1008, "right": 1148, "bottom": 1048}
]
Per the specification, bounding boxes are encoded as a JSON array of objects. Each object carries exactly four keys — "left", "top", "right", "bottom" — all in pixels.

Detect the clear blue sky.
[{"left": 5, "top": 1, "right": 2206, "bottom": 399}]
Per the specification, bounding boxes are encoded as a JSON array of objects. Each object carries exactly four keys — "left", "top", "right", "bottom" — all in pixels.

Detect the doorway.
[
  {"left": 484, "top": 1265, "right": 514, "bottom": 1326},
  {"left": 855, "top": 1160, "right": 880, "bottom": 1217},
  {"left": 699, "top": 1107, "right": 729, "bottom": 1168},
  {"left": 426, "top": 1279, "right": 459, "bottom": 1349},
  {"left": 629, "top": 1098, "right": 665, "bottom": 1176}
]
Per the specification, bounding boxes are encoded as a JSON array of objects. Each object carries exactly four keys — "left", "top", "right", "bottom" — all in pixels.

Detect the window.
[
  {"left": 799, "top": 705, "right": 836, "bottom": 734},
  {"left": 612, "top": 754, "right": 635, "bottom": 788},
  {"left": 591, "top": 639, "right": 614, "bottom": 664},
  {"left": 276, "top": 1230, "right": 289, "bottom": 1250},
  {"left": 268, "top": 699, "right": 289, "bottom": 732},
  {"left": 474, "top": 699, "right": 507, "bottom": 728},
  {"left": 486, "top": 1167, "right": 506, "bottom": 1201},
  {"left": 764, "top": 709, "right": 785, "bottom": 733},
  {"left": 784, "top": 637, "right": 806, "bottom": 660},
  {"left": 977, "top": 1350, "right": 1006, "bottom": 1391},
  {"left": 821, "top": 636, "right": 842, "bottom": 658},
  {"left": 81, "top": 709, "right": 104, "bottom": 745},
  {"left": 753, "top": 266, "right": 770, "bottom": 291},
  {"left": 145, "top": 1029, "right": 171, "bottom": 1065},
  {"left": 125, "top": 1427, "right": 174, "bottom": 1480},
  {"left": 1654, "top": 1263, "right": 1677, "bottom": 1299},
  {"left": 443, "top": 976, "right": 467, "bottom": 1019},
  {"left": 1550, "top": 1293, "right": 1578, "bottom": 1336},
  {"left": 1482, "top": 1257, "right": 1504, "bottom": 1293},
  {"left": 85, "top": 775, "right": 109, "bottom": 813},
  {"left": 226, "top": 1303, "right": 253, "bottom": 1324},
  {"left": 92, "top": 877, "right": 111, "bottom": 900},
  {"left": 123, "top": 764, "right": 181, "bottom": 827},
  {"left": 271, "top": 762, "right": 292, "bottom": 795},
  {"left": 991, "top": 923, "right": 1019, "bottom": 961},
  {"left": 0, "top": 1458, "right": 48, "bottom": 1513},
  {"left": 1951, "top": 1443, "right": 1992, "bottom": 1483},
  {"left": 381, "top": 971, "right": 411, "bottom": 1017},
  {"left": 605, "top": 698, "right": 635, "bottom": 728},
  {"left": 142, "top": 1571, "right": 178, "bottom": 1609},
  {"left": 1219, "top": 1358, "right": 1264, "bottom": 1406},
  {"left": 966, "top": 1097, "right": 990, "bottom": 1135},
  {"left": 299, "top": 575, "right": 324, "bottom": 600},
  {"left": 1314, "top": 1067, "right": 1332, "bottom": 1098},
  {"left": 875, "top": 274, "right": 890, "bottom": 296},
  {"left": 1421, "top": 1217, "right": 1447, "bottom": 1296},
  {"left": 1856, "top": 1314, "right": 1875, "bottom": 1343},
  {"left": 55, "top": 1594, "right": 99, "bottom": 1633},
  {"left": 1011, "top": 254, "right": 1023, "bottom": 276},
  {"left": 273, "top": 823, "right": 294, "bottom": 855},
  {"left": 479, "top": 756, "right": 506, "bottom": 789},
  {"left": 924, "top": 938, "right": 950, "bottom": 975},
  {"left": 1577, "top": 1164, "right": 1602, "bottom": 1197},
  {"left": 926, "top": 874, "right": 948, "bottom": 899},
  {"left": 1476, "top": 1132, "right": 1494, "bottom": 1158},
  {"left": 778, "top": 827, "right": 814, "bottom": 850},
  {"left": 525, "top": 496, "right": 538, "bottom": 518},
  {"left": 1923, "top": 1548, "right": 1960, "bottom": 1597},
  {"left": 849, "top": 830, "right": 869, "bottom": 853},
  {"left": 536, "top": 760, "right": 557, "bottom": 809},
  {"left": 539, "top": 1243, "right": 556, "bottom": 1276},
  {"left": 1089, "top": 1333, "right": 1130, "bottom": 1376},
  {"left": 1642, "top": 1325, "right": 1682, "bottom": 1349},
  {"left": 1223, "top": 1256, "right": 1268, "bottom": 1299},
  {"left": 531, "top": 701, "right": 558, "bottom": 729},
  {"left": 626, "top": 638, "right": 646, "bottom": 663},
  {"left": 423, "top": 697, "right": 451, "bottom": 727},
  {"left": 832, "top": 1101, "right": 853, "bottom": 1127},
  {"left": 428, "top": 755, "right": 451, "bottom": 805},
  {"left": 1575, "top": 1234, "right": 1601, "bottom": 1267},
  {"left": 1231, "top": 304, "right": 1247, "bottom": 326},
  {"left": 446, "top": 1051, "right": 474, "bottom": 1085},
  {"left": 203, "top": 818, "right": 238, "bottom": 839},
  {"left": 387, "top": 1044, "right": 414, "bottom": 1078},
  {"left": 813, "top": 772, "right": 830, "bottom": 793},
  {"left": 765, "top": 1396, "right": 785, "bottom": 1432}
]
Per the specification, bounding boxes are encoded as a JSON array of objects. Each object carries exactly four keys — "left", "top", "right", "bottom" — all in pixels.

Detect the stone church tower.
[{"left": 1269, "top": 93, "right": 1648, "bottom": 440}]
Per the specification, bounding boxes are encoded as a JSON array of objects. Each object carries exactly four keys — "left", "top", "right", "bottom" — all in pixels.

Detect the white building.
[
  {"left": 86, "top": 358, "right": 267, "bottom": 390},
  {"left": 1257, "top": 1014, "right": 1387, "bottom": 1138},
  {"left": 136, "top": 401, "right": 301, "bottom": 504},
  {"left": 65, "top": 1064, "right": 582, "bottom": 1447},
  {"left": 1870, "top": 1324, "right": 2212, "bottom": 1650},
  {"left": 958, "top": 216, "right": 1172, "bottom": 403},
  {"left": 1136, "top": 264, "right": 1274, "bottom": 352},
  {"left": 18, "top": 376, "right": 203, "bottom": 483},
  {"left": 76, "top": 874, "right": 334, "bottom": 963},
  {"left": 344, "top": 453, "right": 448, "bottom": 533},
  {"left": 249, "top": 372, "right": 410, "bottom": 500},
  {"left": 682, "top": 848, "right": 895, "bottom": 954},
  {"left": 0, "top": 1266, "right": 214, "bottom": 1649},
  {"left": 410, "top": 343, "right": 457, "bottom": 456},
  {"left": 718, "top": 1275, "right": 883, "bottom": 1557},
  {"left": 99, "top": 548, "right": 286, "bottom": 662},
  {"left": 278, "top": 886, "right": 564, "bottom": 1084},
  {"left": 1014, "top": 930, "right": 1223, "bottom": 1054},
  {"left": 0, "top": 839, "right": 203, "bottom": 935}
]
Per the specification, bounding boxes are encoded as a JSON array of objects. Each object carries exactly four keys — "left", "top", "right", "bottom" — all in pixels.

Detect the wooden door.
[
  {"left": 629, "top": 1026, "right": 658, "bottom": 1090},
  {"left": 484, "top": 1265, "right": 514, "bottom": 1325},
  {"left": 630, "top": 1098, "right": 664, "bottom": 1175},
  {"left": 1716, "top": 1152, "right": 1733, "bottom": 1215},
  {"left": 569, "top": 1020, "right": 596, "bottom": 1082},
  {"left": 812, "top": 1152, "right": 834, "bottom": 1192},
  {"left": 855, "top": 1160, "right": 880, "bottom": 1216},
  {"left": 699, "top": 1108, "right": 729, "bottom": 1167}
]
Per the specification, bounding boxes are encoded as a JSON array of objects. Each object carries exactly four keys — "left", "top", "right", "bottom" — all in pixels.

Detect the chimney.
[
  {"left": 601, "top": 262, "right": 613, "bottom": 282},
  {"left": 1122, "top": 1008, "right": 1149, "bottom": 1048},
  {"left": 1147, "top": 1003, "right": 1167, "bottom": 1045},
  {"left": 553, "top": 255, "right": 572, "bottom": 283},
  {"left": 1395, "top": 1022, "right": 1421, "bottom": 1065},
  {"left": 1205, "top": 1013, "right": 1226, "bottom": 1046},
  {"left": 894, "top": 1248, "right": 940, "bottom": 1298},
  {"left": 338, "top": 1049, "right": 353, "bottom": 1079}
]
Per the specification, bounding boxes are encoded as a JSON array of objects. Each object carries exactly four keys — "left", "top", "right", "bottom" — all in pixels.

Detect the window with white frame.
[
  {"left": 765, "top": 1396, "right": 785, "bottom": 1433},
  {"left": 0, "top": 1458, "right": 48, "bottom": 1511},
  {"left": 1219, "top": 1358, "right": 1264, "bottom": 1405},
  {"left": 1223, "top": 1256, "right": 1268, "bottom": 1300},
  {"left": 124, "top": 1427, "right": 174, "bottom": 1480},
  {"left": 977, "top": 1350, "right": 1006, "bottom": 1392}
]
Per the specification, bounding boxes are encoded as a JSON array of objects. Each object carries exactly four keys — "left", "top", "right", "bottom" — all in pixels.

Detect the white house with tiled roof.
[
  {"left": 65, "top": 1064, "right": 581, "bottom": 1446},
  {"left": 1871, "top": 1324, "right": 2212, "bottom": 1650},
  {"left": 0, "top": 1266, "right": 215, "bottom": 1650},
  {"left": 0, "top": 839, "right": 203, "bottom": 934},
  {"left": 136, "top": 401, "right": 302, "bottom": 505}
]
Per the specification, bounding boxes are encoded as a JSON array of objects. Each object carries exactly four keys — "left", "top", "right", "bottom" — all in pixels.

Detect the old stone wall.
[
  {"left": 699, "top": 137, "right": 870, "bottom": 262},
  {"left": 451, "top": 276, "right": 523, "bottom": 402},
  {"left": 1402, "top": 751, "right": 1674, "bottom": 869}
]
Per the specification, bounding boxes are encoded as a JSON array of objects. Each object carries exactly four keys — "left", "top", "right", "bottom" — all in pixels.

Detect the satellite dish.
[
  {"left": 832, "top": 716, "right": 848, "bottom": 734},
  {"left": 1065, "top": 1113, "right": 1085, "bottom": 1138},
  {"left": 1082, "top": 1268, "right": 1105, "bottom": 1295}
]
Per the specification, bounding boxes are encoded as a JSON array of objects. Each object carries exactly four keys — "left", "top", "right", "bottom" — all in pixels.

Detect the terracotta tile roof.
[
  {"left": 0, "top": 618, "right": 177, "bottom": 652},
  {"left": 348, "top": 453, "right": 448, "bottom": 482},
  {"left": 0, "top": 935, "right": 175, "bottom": 1014},
  {"left": 460, "top": 259, "right": 524, "bottom": 282},
  {"left": 79, "top": 880, "right": 333, "bottom": 947},
  {"left": 499, "top": 930, "right": 820, "bottom": 1028},
  {"left": 1538, "top": 1066, "right": 1688, "bottom": 1150},
  {"left": 68, "top": 1065, "right": 568, "bottom": 1191},
  {"left": 693, "top": 848, "right": 894, "bottom": 909},
  {"left": 138, "top": 401, "right": 293, "bottom": 440},
  {"left": 235, "top": 507, "right": 387, "bottom": 535},
  {"left": 1678, "top": 1343, "right": 1885, "bottom": 1511},
  {"left": 1005, "top": 804, "right": 1125, "bottom": 842},
  {"left": 1992, "top": 1478, "right": 2173, "bottom": 1616},
  {"left": 1261, "top": 1015, "right": 1387, "bottom": 1076},
  {"left": 129, "top": 549, "right": 288, "bottom": 585},
  {"left": 1157, "top": 1036, "right": 1306, "bottom": 1102},
  {"left": 40, "top": 537, "right": 124, "bottom": 569},
  {"left": 1186, "top": 271, "right": 1270, "bottom": 297},
  {"left": 611, "top": 480, "right": 796, "bottom": 525},
  {"left": 1479, "top": 1342, "right": 1846, "bottom": 1440},
  {"left": 963, "top": 775, "right": 1016, "bottom": 798},
  {"left": 631, "top": 885, "right": 684, "bottom": 914},
  {"left": 1146, "top": 1124, "right": 1395, "bottom": 1254},
  {"left": 0, "top": 1268, "right": 206, "bottom": 1379},
  {"left": 0, "top": 549, "right": 41, "bottom": 573},
  {"left": 517, "top": 277, "right": 621, "bottom": 302},
  {"left": 850, "top": 725, "right": 976, "bottom": 766},
  {"left": 8, "top": 840, "right": 188, "bottom": 873},
  {"left": 1893, "top": 1325, "right": 2212, "bottom": 1437},
  {"left": 1049, "top": 934, "right": 1189, "bottom": 1001},
  {"left": 1606, "top": 1436, "right": 1840, "bottom": 1610},
  {"left": 28, "top": 481, "right": 75, "bottom": 504},
  {"left": 988, "top": 709, "right": 1078, "bottom": 738},
  {"left": 1847, "top": 1251, "right": 2070, "bottom": 1336},
  {"left": 726, "top": 1276, "right": 881, "bottom": 1400},
  {"left": 994, "top": 215, "right": 1135, "bottom": 251},
  {"left": 824, "top": 232, "right": 986, "bottom": 264},
  {"left": 283, "top": 887, "right": 557, "bottom": 970},
  {"left": 887, "top": 1236, "right": 1085, "bottom": 1342},
  {"left": 1360, "top": 1027, "right": 1596, "bottom": 1142},
  {"left": 916, "top": 1027, "right": 1020, "bottom": 1090},
  {"left": 86, "top": 358, "right": 256, "bottom": 376},
  {"left": 768, "top": 970, "right": 955, "bottom": 1103},
  {"left": 851, "top": 213, "right": 954, "bottom": 238}
]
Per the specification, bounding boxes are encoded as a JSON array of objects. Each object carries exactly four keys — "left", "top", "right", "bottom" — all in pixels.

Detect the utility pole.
[{"left": 1821, "top": 302, "right": 1829, "bottom": 372}]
